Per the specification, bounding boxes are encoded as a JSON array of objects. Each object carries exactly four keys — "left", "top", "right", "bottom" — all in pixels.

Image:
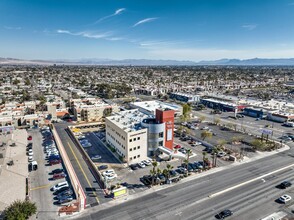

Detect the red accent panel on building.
[{"left": 156, "top": 109, "right": 175, "bottom": 150}]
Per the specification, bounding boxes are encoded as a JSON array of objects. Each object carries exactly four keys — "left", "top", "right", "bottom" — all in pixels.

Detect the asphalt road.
[
  {"left": 76, "top": 141, "right": 294, "bottom": 220},
  {"left": 54, "top": 123, "right": 106, "bottom": 206}
]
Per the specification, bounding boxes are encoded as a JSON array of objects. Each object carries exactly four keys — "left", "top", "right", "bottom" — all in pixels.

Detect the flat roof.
[
  {"left": 131, "top": 100, "right": 181, "bottom": 114},
  {"left": 107, "top": 109, "right": 148, "bottom": 132}
]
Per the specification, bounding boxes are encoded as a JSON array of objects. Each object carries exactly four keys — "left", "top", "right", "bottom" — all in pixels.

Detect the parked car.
[
  {"left": 51, "top": 181, "right": 69, "bottom": 191},
  {"left": 53, "top": 173, "right": 67, "bottom": 180},
  {"left": 27, "top": 135, "right": 32, "bottom": 141},
  {"left": 28, "top": 156, "right": 33, "bottom": 162},
  {"left": 57, "top": 195, "right": 73, "bottom": 204},
  {"left": 104, "top": 173, "right": 117, "bottom": 180},
  {"left": 102, "top": 169, "right": 115, "bottom": 176},
  {"left": 51, "top": 168, "right": 64, "bottom": 174},
  {"left": 279, "top": 181, "right": 292, "bottom": 189},
  {"left": 194, "top": 162, "right": 203, "bottom": 169},
  {"left": 129, "top": 164, "right": 139, "bottom": 170},
  {"left": 137, "top": 162, "right": 146, "bottom": 168},
  {"left": 53, "top": 186, "right": 70, "bottom": 195},
  {"left": 279, "top": 194, "right": 292, "bottom": 203},
  {"left": 49, "top": 159, "right": 61, "bottom": 165},
  {"left": 56, "top": 189, "right": 73, "bottom": 199},
  {"left": 142, "top": 160, "right": 152, "bottom": 166},
  {"left": 216, "top": 209, "right": 233, "bottom": 219},
  {"left": 174, "top": 145, "right": 182, "bottom": 149},
  {"left": 217, "top": 152, "right": 226, "bottom": 157},
  {"left": 91, "top": 155, "right": 102, "bottom": 161},
  {"left": 28, "top": 149, "right": 33, "bottom": 156},
  {"left": 98, "top": 165, "right": 108, "bottom": 170}
]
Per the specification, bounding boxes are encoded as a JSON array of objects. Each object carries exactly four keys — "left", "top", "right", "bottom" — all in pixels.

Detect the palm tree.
[
  {"left": 186, "top": 149, "right": 192, "bottom": 168},
  {"left": 212, "top": 147, "right": 219, "bottom": 167},
  {"left": 162, "top": 168, "right": 169, "bottom": 179},
  {"left": 202, "top": 152, "right": 207, "bottom": 169},
  {"left": 150, "top": 160, "right": 158, "bottom": 186},
  {"left": 166, "top": 164, "right": 173, "bottom": 179}
]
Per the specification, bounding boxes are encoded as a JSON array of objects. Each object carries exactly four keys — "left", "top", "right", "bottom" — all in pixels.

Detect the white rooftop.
[
  {"left": 107, "top": 109, "right": 148, "bottom": 132},
  {"left": 131, "top": 100, "right": 181, "bottom": 114}
]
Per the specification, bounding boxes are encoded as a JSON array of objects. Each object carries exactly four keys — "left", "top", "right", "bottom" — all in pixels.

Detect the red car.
[
  {"left": 49, "top": 159, "right": 61, "bottom": 165},
  {"left": 52, "top": 173, "right": 66, "bottom": 180},
  {"left": 174, "top": 145, "right": 181, "bottom": 149},
  {"left": 27, "top": 136, "right": 32, "bottom": 141}
]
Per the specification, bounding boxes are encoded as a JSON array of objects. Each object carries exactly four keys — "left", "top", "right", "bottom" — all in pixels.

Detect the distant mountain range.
[{"left": 1, "top": 57, "right": 294, "bottom": 66}]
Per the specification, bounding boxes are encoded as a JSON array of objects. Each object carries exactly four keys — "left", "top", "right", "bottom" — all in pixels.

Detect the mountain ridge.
[{"left": 1, "top": 57, "right": 294, "bottom": 66}]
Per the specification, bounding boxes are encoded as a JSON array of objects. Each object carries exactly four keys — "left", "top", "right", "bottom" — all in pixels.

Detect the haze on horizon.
[{"left": 1, "top": 0, "right": 294, "bottom": 61}]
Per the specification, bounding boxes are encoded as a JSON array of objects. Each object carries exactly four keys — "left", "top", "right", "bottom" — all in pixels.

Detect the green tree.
[
  {"left": 217, "top": 139, "right": 227, "bottom": 149},
  {"left": 201, "top": 131, "right": 212, "bottom": 141},
  {"left": 182, "top": 103, "right": 191, "bottom": 118},
  {"left": 3, "top": 200, "right": 37, "bottom": 220}
]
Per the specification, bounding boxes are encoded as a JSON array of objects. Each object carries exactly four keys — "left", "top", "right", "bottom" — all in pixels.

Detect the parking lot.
[{"left": 29, "top": 127, "right": 74, "bottom": 219}]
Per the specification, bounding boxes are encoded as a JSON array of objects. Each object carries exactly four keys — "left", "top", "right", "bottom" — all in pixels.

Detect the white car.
[
  {"left": 102, "top": 169, "right": 115, "bottom": 176},
  {"left": 104, "top": 173, "right": 117, "bottom": 180},
  {"left": 28, "top": 150, "right": 33, "bottom": 156},
  {"left": 217, "top": 152, "right": 226, "bottom": 157},
  {"left": 91, "top": 155, "right": 102, "bottom": 161},
  {"left": 279, "top": 194, "right": 292, "bottom": 203},
  {"left": 143, "top": 160, "right": 152, "bottom": 166},
  {"left": 51, "top": 181, "right": 69, "bottom": 191},
  {"left": 138, "top": 162, "right": 146, "bottom": 168},
  {"left": 28, "top": 156, "right": 33, "bottom": 162}
]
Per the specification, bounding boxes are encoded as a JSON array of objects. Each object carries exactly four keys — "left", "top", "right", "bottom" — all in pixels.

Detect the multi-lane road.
[{"left": 77, "top": 141, "right": 294, "bottom": 220}]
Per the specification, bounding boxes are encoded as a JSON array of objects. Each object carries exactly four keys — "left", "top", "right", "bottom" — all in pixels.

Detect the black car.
[
  {"left": 53, "top": 186, "right": 70, "bottom": 195},
  {"left": 56, "top": 189, "right": 73, "bottom": 199},
  {"left": 98, "top": 165, "right": 108, "bottom": 170},
  {"left": 280, "top": 181, "right": 292, "bottom": 189},
  {"left": 129, "top": 164, "right": 139, "bottom": 170},
  {"left": 216, "top": 209, "right": 233, "bottom": 219},
  {"left": 51, "top": 168, "right": 64, "bottom": 174}
]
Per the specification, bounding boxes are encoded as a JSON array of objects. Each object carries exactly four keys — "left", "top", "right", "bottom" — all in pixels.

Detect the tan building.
[{"left": 105, "top": 109, "right": 148, "bottom": 164}]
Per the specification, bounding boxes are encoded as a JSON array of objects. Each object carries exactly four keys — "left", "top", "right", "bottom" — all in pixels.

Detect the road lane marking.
[
  {"left": 30, "top": 184, "right": 51, "bottom": 191},
  {"left": 209, "top": 163, "right": 294, "bottom": 198},
  {"left": 67, "top": 141, "right": 100, "bottom": 204}
]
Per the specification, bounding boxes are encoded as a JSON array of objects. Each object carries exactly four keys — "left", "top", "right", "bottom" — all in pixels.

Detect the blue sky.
[{"left": 1, "top": 0, "right": 294, "bottom": 61}]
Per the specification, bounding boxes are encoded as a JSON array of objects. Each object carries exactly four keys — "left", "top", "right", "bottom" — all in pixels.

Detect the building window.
[
  {"left": 138, "top": 137, "right": 140, "bottom": 140},
  {"left": 159, "top": 141, "right": 163, "bottom": 146},
  {"left": 138, "top": 146, "right": 140, "bottom": 149},
  {"left": 130, "top": 157, "right": 132, "bottom": 160},
  {"left": 134, "top": 147, "right": 136, "bottom": 150},
  {"left": 159, "top": 132, "right": 164, "bottom": 138},
  {"left": 134, "top": 138, "right": 137, "bottom": 141},
  {"left": 138, "top": 155, "right": 140, "bottom": 158},
  {"left": 134, "top": 156, "right": 136, "bottom": 159},
  {"left": 130, "top": 148, "right": 132, "bottom": 151},
  {"left": 129, "top": 139, "right": 132, "bottom": 142}
]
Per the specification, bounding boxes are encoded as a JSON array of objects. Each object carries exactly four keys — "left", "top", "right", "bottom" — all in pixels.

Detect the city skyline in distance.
[{"left": 1, "top": 0, "right": 294, "bottom": 61}]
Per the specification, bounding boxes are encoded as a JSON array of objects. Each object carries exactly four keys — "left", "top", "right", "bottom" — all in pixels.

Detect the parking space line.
[
  {"left": 66, "top": 141, "right": 100, "bottom": 204},
  {"left": 30, "top": 184, "right": 51, "bottom": 191}
]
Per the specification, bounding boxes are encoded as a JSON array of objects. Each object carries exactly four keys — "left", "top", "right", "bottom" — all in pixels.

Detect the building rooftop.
[
  {"left": 107, "top": 109, "right": 148, "bottom": 132},
  {"left": 131, "top": 100, "right": 181, "bottom": 114}
]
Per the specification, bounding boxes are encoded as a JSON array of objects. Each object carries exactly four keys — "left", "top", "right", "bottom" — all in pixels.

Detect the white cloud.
[
  {"left": 133, "top": 18, "right": 158, "bottom": 27},
  {"left": 242, "top": 24, "right": 258, "bottom": 30},
  {"left": 56, "top": 29, "right": 111, "bottom": 39},
  {"left": 94, "top": 8, "right": 126, "bottom": 24},
  {"left": 4, "top": 26, "right": 22, "bottom": 30}
]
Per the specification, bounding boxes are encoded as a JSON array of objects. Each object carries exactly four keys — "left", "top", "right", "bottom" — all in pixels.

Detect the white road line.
[{"left": 209, "top": 163, "right": 294, "bottom": 198}]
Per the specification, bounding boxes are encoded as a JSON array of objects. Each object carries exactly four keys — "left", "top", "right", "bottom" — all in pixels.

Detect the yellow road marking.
[
  {"left": 67, "top": 142, "right": 100, "bottom": 203},
  {"left": 30, "top": 184, "right": 51, "bottom": 191}
]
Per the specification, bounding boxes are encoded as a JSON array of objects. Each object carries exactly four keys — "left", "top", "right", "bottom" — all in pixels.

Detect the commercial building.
[
  {"left": 105, "top": 110, "right": 148, "bottom": 164},
  {"left": 130, "top": 100, "right": 182, "bottom": 117},
  {"left": 72, "top": 98, "right": 119, "bottom": 122},
  {"left": 201, "top": 98, "right": 246, "bottom": 112},
  {"left": 170, "top": 92, "right": 200, "bottom": 103},
  {"left": 267, "top": 112, "right": 294, "bottom": 123},
  {"left": 106, "top": 108, "right": 176, "bottom": 163}
]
